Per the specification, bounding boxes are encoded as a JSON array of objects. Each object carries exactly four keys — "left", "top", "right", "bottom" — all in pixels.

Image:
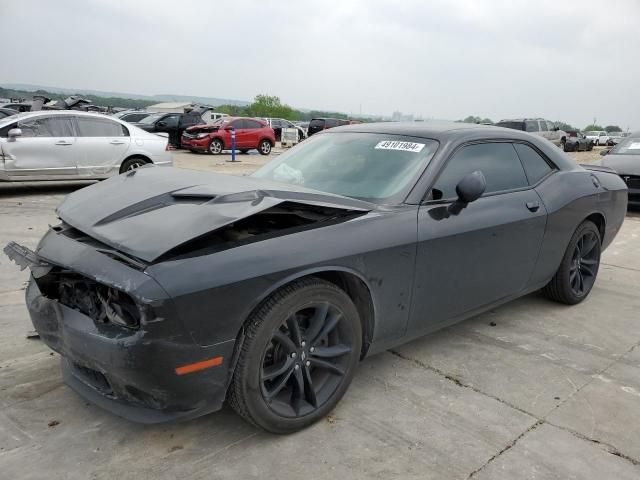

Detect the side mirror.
[
  {"left": 156, "top": 121, "right": 167, "bottom": 128},
  {"left": 456, "top": 170, "right": 486, "bottom": 204},
  {"left": 224, "top": 125, "right": 234, "bottom": 130},
  {"left": 7, "top": 128, "right": 22, "bottom": 141}
]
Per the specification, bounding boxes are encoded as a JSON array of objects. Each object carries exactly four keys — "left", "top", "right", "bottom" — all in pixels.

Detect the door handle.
[
  {"left": 55, "top": 141, "right": 72, "bottom": 146},
  {"left": 109, "top": 140, "right": 125, "bottom": 145},
  {"left": 526, "top": 201, "right": 540, "bottom": 212}
]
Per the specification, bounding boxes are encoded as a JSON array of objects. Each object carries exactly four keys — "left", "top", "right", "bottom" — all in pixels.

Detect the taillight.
[{"left": 165, "top": 143, "right": 174, "bottom": 151}]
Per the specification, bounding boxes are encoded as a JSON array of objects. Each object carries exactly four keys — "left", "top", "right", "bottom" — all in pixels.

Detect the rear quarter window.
[{"left": 513, "top": 143, "right": 554, "bottom": 184}]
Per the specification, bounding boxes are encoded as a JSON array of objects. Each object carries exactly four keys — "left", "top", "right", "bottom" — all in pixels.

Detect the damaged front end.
[
  {"left": 4, "top": 167, "right": 373, "bottom": 423},
  {"left": 4, "top": 229, "right": 236, "bottom": 423}
]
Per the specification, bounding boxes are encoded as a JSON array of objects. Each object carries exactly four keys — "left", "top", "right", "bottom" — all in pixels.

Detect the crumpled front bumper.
[{"left": 6, "top": 237, "right": 236, "bottom": 424}]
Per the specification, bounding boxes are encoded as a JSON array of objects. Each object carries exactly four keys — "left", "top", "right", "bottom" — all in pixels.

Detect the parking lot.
[{"left": 1, "top": 146, "right": 639, "bottom": 479}]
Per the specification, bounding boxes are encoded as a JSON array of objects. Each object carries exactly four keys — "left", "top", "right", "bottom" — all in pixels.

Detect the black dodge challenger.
[{"left": 6, "top": 122, "right": 628, "bottom": 433}]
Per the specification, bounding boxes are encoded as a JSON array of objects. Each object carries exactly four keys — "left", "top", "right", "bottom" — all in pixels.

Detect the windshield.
[
  {"left": 252, "top": 132, "right": 439, "bottom": 203},
  {"left": 610, "top": 138, "right": 640, "bottom": 155},
  {"left": 138, "top": 113, "right": 164, "bottom": 124}
]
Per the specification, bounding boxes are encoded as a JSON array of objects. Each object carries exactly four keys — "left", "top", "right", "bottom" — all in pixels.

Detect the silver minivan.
[{"left": 0, "top": 111, "right": 172, "bottom": 181}]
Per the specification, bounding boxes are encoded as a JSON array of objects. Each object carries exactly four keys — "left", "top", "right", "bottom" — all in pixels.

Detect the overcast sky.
[{"left": 1, "top": 0, "right": 638, "bottom": 129}]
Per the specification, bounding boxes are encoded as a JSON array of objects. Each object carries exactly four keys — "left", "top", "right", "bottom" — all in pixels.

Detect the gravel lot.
[{"left": 1, "top": 144, "right": 639, "bottom": 479}]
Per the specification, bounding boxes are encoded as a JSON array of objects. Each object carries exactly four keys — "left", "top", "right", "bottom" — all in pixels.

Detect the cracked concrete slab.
[
  {"left": 472, "top": 422, "right": 640, "bottom": 479},
  {"left": 546, "top": 345, "right": 640, "bottom": 461}
]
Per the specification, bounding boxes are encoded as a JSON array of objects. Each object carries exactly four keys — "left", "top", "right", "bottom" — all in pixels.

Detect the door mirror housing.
[
  {"left": 456, "top": 170, "right": 486, "bottom": 204},
  {"left": 7, "top": 128, "right": 22, "bottom": 141},
  {"left": 156, "top": 121, "right": 167, "bottom": 128}
]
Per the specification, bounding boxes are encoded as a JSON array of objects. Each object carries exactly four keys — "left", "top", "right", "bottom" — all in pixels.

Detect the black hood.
[{"left": 57, "top": 167, "right": 373, "bottom": 263}]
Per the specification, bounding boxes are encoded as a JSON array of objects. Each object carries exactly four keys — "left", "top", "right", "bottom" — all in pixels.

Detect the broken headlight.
[
  {"left": 97, "top": 287, "right": 141, "bottom": 329},
  {"left": 36, "top": 270, "right": 143, "bottom": 329}
]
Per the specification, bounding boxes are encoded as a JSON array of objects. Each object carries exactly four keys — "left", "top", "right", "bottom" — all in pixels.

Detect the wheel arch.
[
  {"left": 119, "top": 154, "right": 151, "bottom": 173},
  {"left": 584, "top": 211, "right": 606, "bottom": 240},
  {"left": 226, "top": 266, "right": 377, "bottom": 389}
]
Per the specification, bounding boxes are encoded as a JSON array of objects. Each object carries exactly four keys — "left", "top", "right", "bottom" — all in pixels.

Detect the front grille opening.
[{"left": 35, "top": 269, "right": 143, "bottom": 329}]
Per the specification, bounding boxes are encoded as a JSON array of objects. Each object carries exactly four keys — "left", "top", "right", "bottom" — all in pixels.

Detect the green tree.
[
  {"left": 584, "top": 124, "right": 604, "bottom": 131},
  {"left": 246, "top": 94, "right": 295, "bottom": 120},
  {"left": 604, "top": 125, "right": 622, "bottom": 133},
  {"left": 460, "top": 115, "right": 481, "bottom": 124},
  {"left": 554, "top": 121, "right": 576, "bottom": 132}
]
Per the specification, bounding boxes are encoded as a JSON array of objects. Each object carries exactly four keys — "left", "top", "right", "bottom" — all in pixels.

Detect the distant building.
[{"left": 391, "top": 111, "right": 414, "bottom": 122}]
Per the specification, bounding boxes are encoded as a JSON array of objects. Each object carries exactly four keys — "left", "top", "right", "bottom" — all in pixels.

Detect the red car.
[{"left": 181, "top": 117, "right": 275, "bottom": 155}]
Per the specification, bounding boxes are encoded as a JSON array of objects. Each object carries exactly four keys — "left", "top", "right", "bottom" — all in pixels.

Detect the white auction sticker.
[{"left": 375, "top": 140, "right": 425, "bottom": 153}]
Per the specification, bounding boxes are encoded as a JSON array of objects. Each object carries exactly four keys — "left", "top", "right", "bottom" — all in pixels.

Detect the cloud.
[{"left": 0, "top": 0, "right": 638, "bottom": 129}]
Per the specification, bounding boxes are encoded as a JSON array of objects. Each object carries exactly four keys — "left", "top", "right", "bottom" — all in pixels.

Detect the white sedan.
[
  {"left": 585, "top": 131, "right": 610, "bottom": 146},
  {"left": 0, "top": 111, "right": 172, "bottom": 181}
]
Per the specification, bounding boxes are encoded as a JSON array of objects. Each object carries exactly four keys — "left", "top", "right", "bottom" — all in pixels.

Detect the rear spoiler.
[{"left": 580, "top": 164, "right": 617, "bottom": 174}]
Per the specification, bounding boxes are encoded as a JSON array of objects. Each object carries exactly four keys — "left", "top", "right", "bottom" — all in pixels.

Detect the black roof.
[{"left": 332, "top": 121, "right": 508, "bottom": 138}]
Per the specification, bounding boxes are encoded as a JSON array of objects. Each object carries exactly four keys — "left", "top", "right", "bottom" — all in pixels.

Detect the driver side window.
[{"left": 431, "top": 143, "right": 528, "bottom": 201}]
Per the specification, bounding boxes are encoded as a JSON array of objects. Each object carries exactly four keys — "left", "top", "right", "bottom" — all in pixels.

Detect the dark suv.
[
  {"left": 132, "top": 112, "right": 203, "bottom": 147},
  {"left": 308, "top": 118, "right": 351, "bottom": 136}
]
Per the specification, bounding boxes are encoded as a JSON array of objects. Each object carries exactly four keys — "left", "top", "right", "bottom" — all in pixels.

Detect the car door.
[
  {"left": 155, "top": 114, "right": 180, "bottom": 145},
  {"left": 1, "top": 115, "right": 77, "bottom": 177},
  {"left": 73, "top": 116, "right": 131, "bottom": 176},
  {"left": 229, "top": 119, "right": 248, "bottom": 147},
  {"left": 525, "top": 119, "right": 540, "bottom": 139},
  {"left": 243, "top": 119, "right": 264, "bottom": 147},
  {"left": 408, "top": 141, "right": 548, "bottom": 335},
  {"left": 537, "top": 119, "right": 550, "bottom": 142},
  {"left": 546, "top": 121, "right": 559, "bottom": 145}
]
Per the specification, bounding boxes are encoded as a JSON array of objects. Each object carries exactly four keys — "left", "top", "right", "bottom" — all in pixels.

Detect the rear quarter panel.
[{"left": 530, "top": 169, "right": 627, "bottom": 286}]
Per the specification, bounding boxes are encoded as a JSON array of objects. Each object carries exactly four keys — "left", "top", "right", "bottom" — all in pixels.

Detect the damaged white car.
[{"left": 0, "top": 111, "right": 172, "bottom": 181}]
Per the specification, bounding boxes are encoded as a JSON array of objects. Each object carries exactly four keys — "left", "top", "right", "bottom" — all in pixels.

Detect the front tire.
[
  {"left": 258, "top": 139, "right": 272, "bottom": 156},
  {"left": 208, "top": 138, "right": 223, "bottom": 155},
  {"left": 228, "top": 278, "right": 362, "bottom": 433},
  {"left": 542, "top": 220, "right": 601, "bottom": 305}
]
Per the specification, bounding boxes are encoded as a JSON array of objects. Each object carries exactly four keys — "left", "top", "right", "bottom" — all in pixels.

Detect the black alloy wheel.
[
  {"left": 542, "top": 220, "right": 601, "bottom": 305},
  {"left": 229, "top": 278, "right": 361, "bottom": 433},
  {"left": 260, "top": 302, "right": 353, "bottom": 418},
  {"left": 569, "top": 230, "right": 599, "bottom": 297}
]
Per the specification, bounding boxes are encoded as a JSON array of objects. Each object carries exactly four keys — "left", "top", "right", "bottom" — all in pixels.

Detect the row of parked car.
[
  {"left": 493, "top": 117, "right": 629, "bottom": 152},
  {"left": 1, "top": 102, "right": 637, "bottom": 207}
]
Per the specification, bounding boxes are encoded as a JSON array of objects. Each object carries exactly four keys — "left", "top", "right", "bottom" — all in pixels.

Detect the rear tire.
[
  {"left": 542, "top": 220, "right": 601, "bottom": 305},
  {"left": 228, "top": 278, "right": 361, "bottom": 433},
  {"left": 119, "top": 157, "right": 148, "bottom": 173},
  {"left": 258, "top": 139, "right": 272, "bottom": 155}
]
